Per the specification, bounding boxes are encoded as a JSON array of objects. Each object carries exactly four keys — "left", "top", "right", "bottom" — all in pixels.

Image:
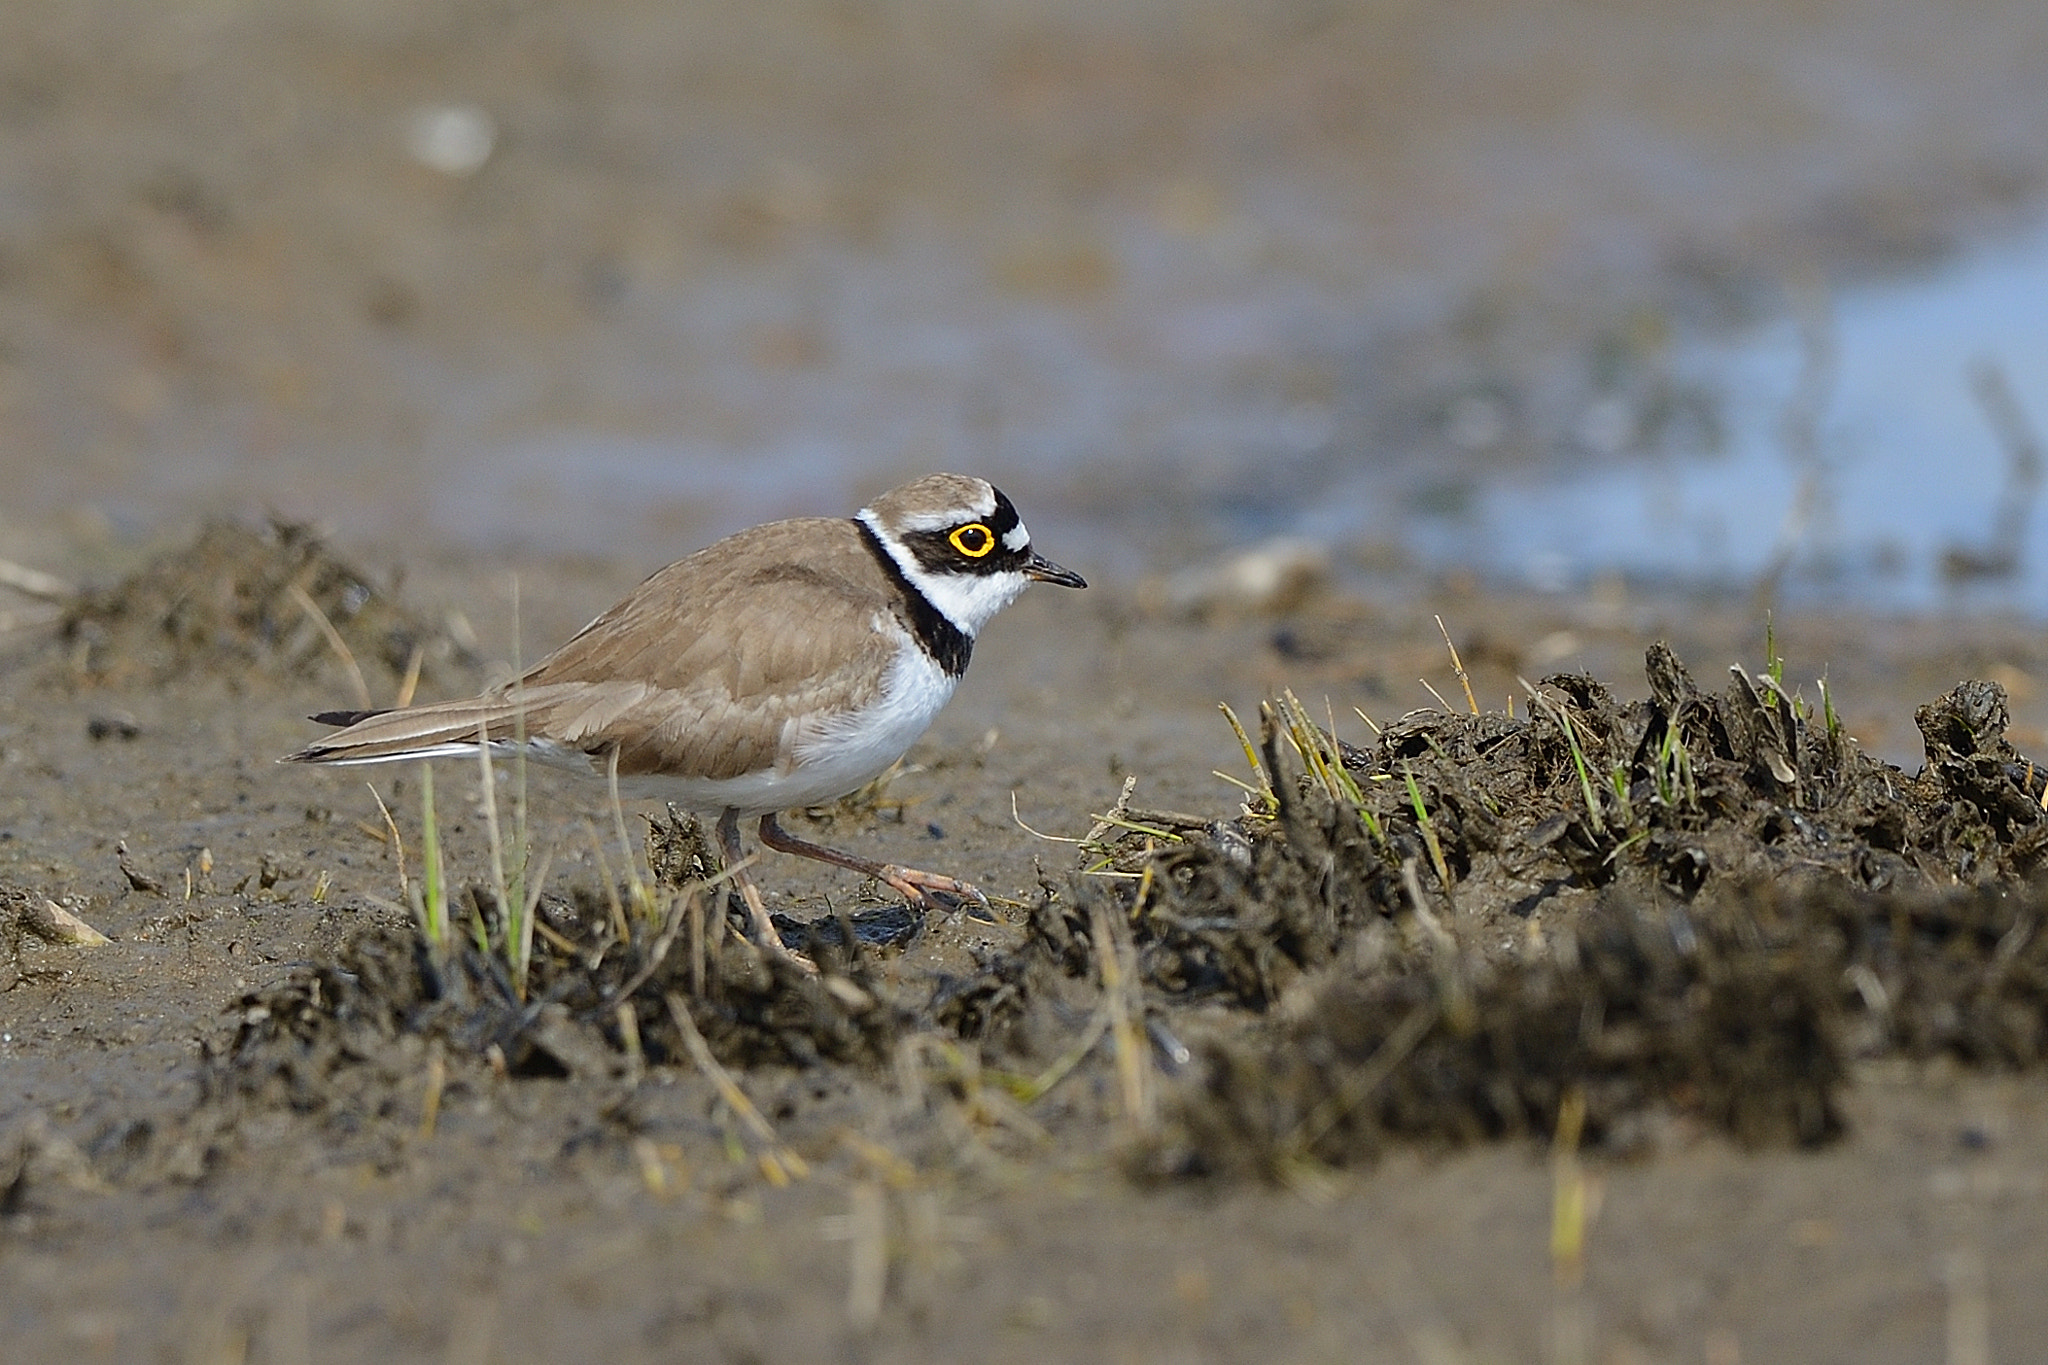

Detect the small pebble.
[{"left": 405, "top": 104, "right": 496, "bottom": 176}]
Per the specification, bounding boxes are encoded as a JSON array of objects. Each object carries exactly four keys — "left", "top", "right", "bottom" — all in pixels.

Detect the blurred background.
[{"left": 2, "top": 0, "right": 2047, "bottom": 609}]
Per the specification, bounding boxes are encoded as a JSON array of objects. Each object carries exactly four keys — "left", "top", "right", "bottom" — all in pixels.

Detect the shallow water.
[
  {"left": 21, "top": 210, "right": 2048, "bottom": 619},
  {"left": 1448, "top": 223, "right": 2048, "bottom": 611},
  {"left": 407, "top": 215, "right": 2048, "bottom": 617}
]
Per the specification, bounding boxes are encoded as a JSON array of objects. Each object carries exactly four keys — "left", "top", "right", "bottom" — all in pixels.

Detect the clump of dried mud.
[
  {"left": 55, "top": 519, "right": 473, "bottom": 690},
  {"left": 1112, "top": 644, "right": 2048, "bottom": 1012},
  {"left": 1132, "top": 866, "right": 2048, "bottom": 1179},
  {"left": 1103, "top": 646, "right": 2048, "bottom": 1176},
  {"left": 212, "top": 812, "right": 909, "bottom": 1136},
  {"left": 207, "top": 642, "right": 2048, "bottom": 1182}
]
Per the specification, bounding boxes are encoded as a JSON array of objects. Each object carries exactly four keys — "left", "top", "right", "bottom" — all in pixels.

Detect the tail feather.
[
  {"left": 283, "top": 681, "right": 660, "bottom": 770},
  {"left": 282, "top": 696, "right": 533, "bottom": 766},
  {"left": 309, "top": 708, "right": 387, "bottom": 728}
]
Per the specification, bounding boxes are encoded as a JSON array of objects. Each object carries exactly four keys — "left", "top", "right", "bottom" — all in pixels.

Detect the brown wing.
[{"left": 287, "top": 518, "right": 908, "bottom": 780}]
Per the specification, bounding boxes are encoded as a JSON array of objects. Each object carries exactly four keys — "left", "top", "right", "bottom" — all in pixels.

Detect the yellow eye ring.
[{"left": 949, "top": 523, "right": 996, "bottom": 558}]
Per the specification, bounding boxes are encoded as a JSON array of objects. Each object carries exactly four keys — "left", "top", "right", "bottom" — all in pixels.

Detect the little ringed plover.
[{"left": 284, "top": 473, "right": 1086, "bottom": 956}]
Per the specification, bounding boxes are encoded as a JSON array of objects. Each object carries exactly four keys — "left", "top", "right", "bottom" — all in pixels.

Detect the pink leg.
[{"left": 757, "top": 813, "right": 990, "bottom": 913}]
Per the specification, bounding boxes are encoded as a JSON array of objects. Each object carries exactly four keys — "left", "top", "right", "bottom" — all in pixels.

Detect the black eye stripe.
[
  {"left": 882, "top": 488, "right": 1027, "bottom": 575},
  {"left": 900, "top": 526, "right": 1028, "bottom": 575}
]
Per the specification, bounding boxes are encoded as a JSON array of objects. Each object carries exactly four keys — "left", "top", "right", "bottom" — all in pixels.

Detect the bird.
[{"left": 284, "top": 473, "right": 1086, "bottom": 959}]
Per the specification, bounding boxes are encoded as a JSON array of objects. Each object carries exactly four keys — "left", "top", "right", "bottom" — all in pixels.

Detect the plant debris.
[
  {"left": 204, "top": 643, "right": 2048, "bottom": 1182},
  {"left": 215, "top": 813, "right": 908, "bottom": 1123},
  {"left": 1083, "top": 646, "right": 2048, "bottom": 1012}
]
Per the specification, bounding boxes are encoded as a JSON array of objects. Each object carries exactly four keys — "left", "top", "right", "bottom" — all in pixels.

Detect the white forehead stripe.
[
  {"left": 1002, "top": 522, "right": 1030, "bottom": 551},
  {"left": 872, "top": 486, "right": 999, "bottom": 534}
]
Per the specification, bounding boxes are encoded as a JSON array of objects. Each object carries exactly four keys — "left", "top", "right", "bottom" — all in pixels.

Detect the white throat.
[{"left": 859, "top": 510, "right": 1030, "bottom": 637}]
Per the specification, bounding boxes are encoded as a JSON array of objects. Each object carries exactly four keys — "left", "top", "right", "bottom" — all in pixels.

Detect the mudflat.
[
  {"left": 6, "top": 0, "right": 2048, "bottom": 1359},
  {"left": 5, "top": 521, "right": 2048, "bottom": 1362}
]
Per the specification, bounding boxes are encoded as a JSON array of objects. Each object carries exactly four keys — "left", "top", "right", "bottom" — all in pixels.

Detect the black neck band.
[{"left": 855, "top": 519, "right": 973, "bottom": 678}]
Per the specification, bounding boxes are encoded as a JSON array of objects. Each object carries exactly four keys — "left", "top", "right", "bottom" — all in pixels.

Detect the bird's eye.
[{"left": 949, "top": 523, "right": 995, "bottom": 558}]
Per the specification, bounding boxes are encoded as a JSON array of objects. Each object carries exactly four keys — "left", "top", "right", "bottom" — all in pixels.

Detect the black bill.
[{"left": 1025, "top": 553, "right": 1087, "bottom": 589}]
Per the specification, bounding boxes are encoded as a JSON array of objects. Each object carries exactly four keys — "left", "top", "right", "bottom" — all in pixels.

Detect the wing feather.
[{"left": 285, "top": 518, "right": 910, "bottom": 783}]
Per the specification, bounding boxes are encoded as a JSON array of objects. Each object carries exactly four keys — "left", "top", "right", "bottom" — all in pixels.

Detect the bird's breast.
[{"left": 788, "top": 639, "right": 959, "bottom": 786}]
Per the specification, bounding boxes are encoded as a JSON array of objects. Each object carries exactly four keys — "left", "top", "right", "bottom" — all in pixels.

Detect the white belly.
[{"left": 608, "top": 644, "right": 959, "bottom": 815}]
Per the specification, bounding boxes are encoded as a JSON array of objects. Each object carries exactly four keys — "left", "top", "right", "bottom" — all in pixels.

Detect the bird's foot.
[
  {"left": 750, "top": 813, "right": 999, "bottom": 927},
  {"left": 880, "top": 864, "right": 998, "bottom": 922}
]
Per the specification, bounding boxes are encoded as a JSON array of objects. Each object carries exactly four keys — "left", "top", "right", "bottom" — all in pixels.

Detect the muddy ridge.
[
  {"left": 54, "top": 519, "right": 475, "bottom": 692},
  {"left": 206, "top": 609, "right": 2048, "bottom": 1181}
]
